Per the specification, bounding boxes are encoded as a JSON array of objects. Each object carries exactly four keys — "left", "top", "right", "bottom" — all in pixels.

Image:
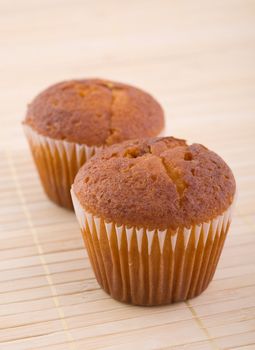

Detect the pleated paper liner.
[
  {"left": 24, "top": 125, "right": 102, "bottom": 209},
  {"left": 71, "top": 189, "right": 234, "bottom": 306}
]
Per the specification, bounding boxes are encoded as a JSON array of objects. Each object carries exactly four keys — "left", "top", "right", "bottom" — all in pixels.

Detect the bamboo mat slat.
[{"left": 1, "top": 0, "right": 255, "bottom": 349}]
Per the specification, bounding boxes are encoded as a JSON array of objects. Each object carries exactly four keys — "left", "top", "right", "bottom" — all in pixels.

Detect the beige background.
[{"left": 1, "top": 0, "right": 255, "bottom": 349}]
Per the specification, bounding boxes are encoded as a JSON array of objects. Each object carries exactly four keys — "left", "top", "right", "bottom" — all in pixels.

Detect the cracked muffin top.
[
  {"left": 73, "top": 137, "right": 236, "bottom": 230},
  {"left": 23, "top": 79, "right": 164, "bottom": 146}
]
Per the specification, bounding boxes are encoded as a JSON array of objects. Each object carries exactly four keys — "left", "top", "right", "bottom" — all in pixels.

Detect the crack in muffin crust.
[
  {"left": 121, "top": 142, "right": 187, "bottom": 200},
  {"left": 160, "top": 157, "right": 187, "bottom": 199}
]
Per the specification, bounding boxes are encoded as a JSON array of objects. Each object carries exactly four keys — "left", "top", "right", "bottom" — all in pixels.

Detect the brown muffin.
[
  {"left": 72, "top": 137, "right": 236, "bottom": 305},
  {"left": 23, "top": 79, "right": 164, "bottom": 209},
  {"left": 24, "top": 79, "right": 164, "bottom": 146},
  {"left": 74, "top": 137, "right": 235, "bottom": 230}
]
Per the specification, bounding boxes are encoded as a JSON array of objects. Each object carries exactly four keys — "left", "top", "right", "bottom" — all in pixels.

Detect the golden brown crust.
[
  {"left": 24, "top": 79, "right": 164, "bottom": 146},
  {"left": 73, "top": 137, "right": 236, "bottom": 230}
]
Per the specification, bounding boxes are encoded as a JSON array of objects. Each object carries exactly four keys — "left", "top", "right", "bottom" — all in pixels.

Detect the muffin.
[
  {"left": 71, "top": 137, "right": 236, "bottom": 306},
  {"left": 23, "top": 79, "right": 164, "bottom": 209}
]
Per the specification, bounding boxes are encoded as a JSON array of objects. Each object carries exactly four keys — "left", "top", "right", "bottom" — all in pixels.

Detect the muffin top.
[
  {"left": 73, "top": 137, "right": 236, "bottom": 230},
  {"left": 24, "top": 79, "right": 164, "bottom": 146}
]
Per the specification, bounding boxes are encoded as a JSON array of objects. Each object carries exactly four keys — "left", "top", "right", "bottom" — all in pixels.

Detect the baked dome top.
[
  {"left": 24, "top": 79, "right": 164, "bottom": 146},
  {"left": 73, "top": 137, "right": 236, "bottom": 230}
]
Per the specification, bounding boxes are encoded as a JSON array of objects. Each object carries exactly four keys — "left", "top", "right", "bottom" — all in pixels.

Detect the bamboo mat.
[{"left": 1, "top": 0, "right": 255, "bottom": 349}]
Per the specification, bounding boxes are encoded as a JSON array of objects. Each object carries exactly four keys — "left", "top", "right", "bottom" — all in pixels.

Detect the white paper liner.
[
  {"left": 71, "top": 188, "right": 234, "bottom": 305},
  {"left": 24, "top": 125, "right": 102, "bottom": 209}
]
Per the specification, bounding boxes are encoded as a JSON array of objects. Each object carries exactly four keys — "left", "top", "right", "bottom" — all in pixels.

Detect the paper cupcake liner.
[
  {"left": 71, "top": 189, "right": 234, "bottom": 305},
  {"left": 24, "top": 125, "right": 102, "bottom": 209}
]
